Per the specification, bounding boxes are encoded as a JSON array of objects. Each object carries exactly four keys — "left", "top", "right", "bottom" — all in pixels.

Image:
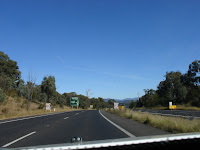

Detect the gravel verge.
[{"left": 100, "top": 110, "right": 169, "bottom": 137}]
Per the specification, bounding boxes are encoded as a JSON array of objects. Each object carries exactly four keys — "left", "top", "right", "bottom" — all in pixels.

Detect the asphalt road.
[
  {"left": 133, "top": 109, "right": 200, "bottom": 118},
  {"left": 0, "top": 110, "right": 169, "bottom": 149},
  {"left": 0, "top": 110, "right": 128, "bottom": 148}
]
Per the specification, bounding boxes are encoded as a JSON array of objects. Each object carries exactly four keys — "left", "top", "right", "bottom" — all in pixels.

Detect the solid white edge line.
[
  {"left": 2, "top": 131, "right": 36, "bottom": 148},
  {"left": 99, "top": 110, "right": 135, "bottom": 138}
]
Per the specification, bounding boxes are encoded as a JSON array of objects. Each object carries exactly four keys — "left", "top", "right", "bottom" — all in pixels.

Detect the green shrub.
[
  {"left": 0, "top": 89, "right": 6, "bottom": 102},
  {"left": 38, "top": 93, "right": 47, "bottom": 102}
]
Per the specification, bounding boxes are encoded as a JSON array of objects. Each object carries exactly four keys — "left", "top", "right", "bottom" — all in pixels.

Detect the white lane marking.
[
  {"left": 75, "top": 113, "right": 79, "bottom": 115},
  {"left": 2, "top": 131, "right": 36, "bottom": 147},
  {"left": 99, "top": 110, "right": 135, "bottom": 138},
  {"left": 64, "top": 117, "right": 69, "bottom": 119},
  {"left": 0, "top": 111, "right": 79, "bottom": 124}
]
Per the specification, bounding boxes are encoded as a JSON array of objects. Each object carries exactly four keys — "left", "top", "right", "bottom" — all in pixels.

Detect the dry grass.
[
  {"left": 105, "top": 108, "right": 200, "bottom": 133},
  {"left": 0, "top": 96, "right": 81, "bottom": 120},
  {"left": 137, "top": 104, "right": 200, "bottom": 111},
  {"left": 136, "top": 105, "right": 200, "bottom": 111},
  {"left": 175, "top": 105, "right": 200, "bottom": 111}
]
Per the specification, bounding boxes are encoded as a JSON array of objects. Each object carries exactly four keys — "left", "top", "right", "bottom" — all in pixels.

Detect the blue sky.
[{"left": 0, "top": 0, "right": 200, "bottom": 99}]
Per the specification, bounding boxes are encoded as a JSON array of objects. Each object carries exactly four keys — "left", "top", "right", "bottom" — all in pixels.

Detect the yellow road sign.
[{"left": 119, "top": 106, "right": 124, "bottom": 110}]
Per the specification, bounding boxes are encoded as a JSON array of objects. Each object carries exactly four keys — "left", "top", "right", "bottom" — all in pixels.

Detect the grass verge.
[{"left": 105, "top": 108, "right": 200, "bottom": 133}]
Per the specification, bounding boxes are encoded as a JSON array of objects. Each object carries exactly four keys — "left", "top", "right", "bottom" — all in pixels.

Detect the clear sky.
[{"left": 0, "top": 0, "right": 200, "bottom": 99}]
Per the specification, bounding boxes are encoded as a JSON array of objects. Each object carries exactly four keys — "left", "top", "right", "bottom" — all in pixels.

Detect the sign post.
[{"left": 70, "top": 97, "right": 79, "bottom": 109}]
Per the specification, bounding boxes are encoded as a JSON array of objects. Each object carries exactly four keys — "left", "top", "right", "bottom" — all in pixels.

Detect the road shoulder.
[{"left": 100, "top": 110, "right": 169, "bottom": 137}]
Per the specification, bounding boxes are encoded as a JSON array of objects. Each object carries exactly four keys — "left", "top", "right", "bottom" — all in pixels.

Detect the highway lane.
[
  {"left": 0, "top": 110, "right": 81, "bottom": 147},
  {"left": 0, "top": 110, "right": 128, "bottom": 148},
  {"left": 133, "top": 109, "right": 200, "bottom": 118}
]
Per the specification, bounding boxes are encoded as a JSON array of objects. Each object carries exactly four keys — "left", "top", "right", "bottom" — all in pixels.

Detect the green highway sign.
[{"left": 70, "top": 97, "right": 79, "bottom": 107}]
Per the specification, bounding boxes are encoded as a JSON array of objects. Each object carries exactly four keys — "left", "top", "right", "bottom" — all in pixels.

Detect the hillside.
[{"left": 0, "top": 96, "right": 75, "bottom": 120}]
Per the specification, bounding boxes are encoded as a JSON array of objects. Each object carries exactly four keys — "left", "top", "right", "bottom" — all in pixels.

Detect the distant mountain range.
[{"left": 104, "top": 97, "right": 139, "bottom": 104}]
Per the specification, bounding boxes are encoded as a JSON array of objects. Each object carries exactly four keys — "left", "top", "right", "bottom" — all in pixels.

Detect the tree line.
[
  {"left": 129, "top": 60, "right": 200, "bottom": 108},
  {"left": 0, "top": 51, "right": 112, "bottom": 109}
]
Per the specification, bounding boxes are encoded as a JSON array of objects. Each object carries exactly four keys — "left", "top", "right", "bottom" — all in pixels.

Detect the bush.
[
  {"left": 187, "top": 88, "right": 200, "bottom": 107},
  {"left": 4, "top": 89, "right": 18, "bottom": 97},
  {"left": 144, "top": 117, "right": 150, "bottom": 125},
  {"left": 0, "top": 89, "right": 6, "bottom": 102},
  {"left": 2, "top": 108, "right": 8, "bottom": 114},
  {"left": 59, "top": 103, "right": 64, "bottom": 108},
  {"left": 38, "top": 103, "right": 45, "bottom": 109},
  {"left": 0, "top": 74, "right": 13, "bottom": 91},
  {"left": 21, "top": 99, "right": 28, "bottom": 108},
  {"left": 38, "top": 93, "right": 47, "bottom": 102}
]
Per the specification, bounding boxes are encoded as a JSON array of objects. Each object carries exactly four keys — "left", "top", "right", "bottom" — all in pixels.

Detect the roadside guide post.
[{"left": 169, "top": 102, "right": 172, "bottom": 110}]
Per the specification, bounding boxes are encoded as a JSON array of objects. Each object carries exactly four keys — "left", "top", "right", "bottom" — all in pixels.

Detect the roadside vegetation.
[
  {"left": 105, "top": 108, "right": 200, "bottom": 133},
  {"left": 129, "top": 105, "right": 200, "bottom": 111},
  {"left": 0, "top": 51, "right": 113, "bottom": 120},
  {"left": 0, "top": 96, "right": 76, "bottom": 120},
  {"left": 128, "top": 60, "right": 200, "bottom": 109}
]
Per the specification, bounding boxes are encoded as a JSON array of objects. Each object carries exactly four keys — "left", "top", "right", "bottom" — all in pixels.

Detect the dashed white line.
[
  {"left": 64, "top": 117, "right": 69, "bottom": 119},
  {"left": 2, "top": 131, "right": 36, "bottom": 147},
  {"left": 99, "top": 110, "right": 135, "bottom": 138}
]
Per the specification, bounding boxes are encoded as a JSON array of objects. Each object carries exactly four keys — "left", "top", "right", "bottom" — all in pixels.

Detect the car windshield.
[{"left": 0, "top": 0, "right": 200, "bottom": 149}]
